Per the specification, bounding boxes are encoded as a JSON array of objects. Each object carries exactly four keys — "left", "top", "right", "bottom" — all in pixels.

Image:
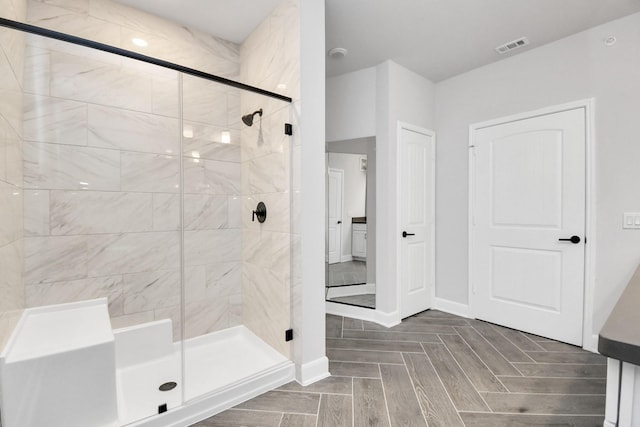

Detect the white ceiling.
[
  {"left": 115, "top": 0, "right": 640, "bottom": 82},
  {"left": 114, "top": 0, "right": 281, "bottom": 44},
  {"left": 325, "top": 0, "right": 640, "bottom": 81}
]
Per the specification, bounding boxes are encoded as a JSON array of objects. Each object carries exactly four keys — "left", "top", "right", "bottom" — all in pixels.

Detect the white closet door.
[{"left": 471, "top": 108, "right": 586, "bottom": 345}]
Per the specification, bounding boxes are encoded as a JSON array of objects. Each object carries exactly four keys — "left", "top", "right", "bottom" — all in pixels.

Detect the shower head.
[{"left": 242, "top": 108, "right": 263, "bottom": 127}]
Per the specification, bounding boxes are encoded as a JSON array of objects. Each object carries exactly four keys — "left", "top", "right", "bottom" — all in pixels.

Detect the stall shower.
[{"left": 0, "top": 4, "right": 297, "bottom": 424}]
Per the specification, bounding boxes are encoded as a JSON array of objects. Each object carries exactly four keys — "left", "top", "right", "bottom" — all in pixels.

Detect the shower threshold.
[{"left": 118, "top": 325, "right": 294, "bottom": 426}]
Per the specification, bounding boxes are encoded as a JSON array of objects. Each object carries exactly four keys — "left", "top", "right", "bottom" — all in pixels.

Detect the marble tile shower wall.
[
  {"left": 182, "top": 76, "right": 244, "bottom": 340},
  {"left": 20, "top": 0, "right": 245, "bottom": 339},
  {"left": 240, "top": 0, "right": 300, "bottom": 359},
  {"left": 25, "top": 0, "right": 240, "bottom": 78},
  {"left": 0, "top": 0, "right": 26, "bottom": 346}
]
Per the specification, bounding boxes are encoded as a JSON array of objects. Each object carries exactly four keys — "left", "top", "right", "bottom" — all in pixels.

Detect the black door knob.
[
  {"left": 402, "top": 231, "right": 415, "bottom": 238},
  {"left": 337, "top": 221, "right": 342, "bottom": 224},
  {"left": 558, "top": 235, "right": 580, "bottom": 244}
]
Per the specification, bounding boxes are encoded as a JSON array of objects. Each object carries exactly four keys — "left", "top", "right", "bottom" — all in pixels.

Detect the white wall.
[
  {"left": 328, "top": 153, "right": 367, "bottom": 260},
  {"left": 376, "top": 60, "right": 436, "bottom": 316},
  {"left": 326, "top": 61, "right": 435, "bottom": 319},
  {"left": 296, "top": 0, "right": 328, "bottom": 384},
  {"left": 435, "top": 12, "right": 640, "bottom": 339},
  {"left": 326, "top": 67, "right": 376, "bottom": 142}
]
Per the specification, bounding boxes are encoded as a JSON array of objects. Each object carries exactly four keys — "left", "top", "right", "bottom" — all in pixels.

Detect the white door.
[
  {"left": 471, "top": 108, "right": 586, "bottom": 345},
  {"left": 398, "top": 123, "right": 435, "bottom": 318},
  {"left": 328, "top": 168, "right": 343, "bottom": 265}
]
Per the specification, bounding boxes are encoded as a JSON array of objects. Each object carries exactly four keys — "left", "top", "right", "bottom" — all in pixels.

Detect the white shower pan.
[
  {"left": 0, "top": 299, "right": 295, "bottom": 427},
  {"left": 117, "top": 321, "right": 294, "bottom": 426}
]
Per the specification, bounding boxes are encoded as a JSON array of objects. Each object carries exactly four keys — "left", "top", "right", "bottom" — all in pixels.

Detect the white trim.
[
  {"left": 468, "top": 98, "right": 596, "bottom": 350},
  {"left": 340, "top": 255, "right": 354, "bottom": 263},
  {"left": 396, "top": 121, "right": 437, "bottom": 318},
  {"left": 433, "top": 297, "right": 472, "bottom": 319},
  {"left": 326, "top": 283, "right": 375, "bottom": 299},
  {"left": 604, "top": 358, "right": 620, "bottom": 426},
  {"left": 619, "top": 362, "right": 638, "bottom": 426},
  {"left": 328, "top": 167, "right": 344, "bottom": 265},
  {"left": 374, "top": 309, "right": 401, "bottom": 328},
  {"left": 582, "top": 99, "right": 597, "bottom": 352},
  {"left": 471, "top": 99, "right": 594, "bottom": 130},
  {"left": 584, "top": 334, "right": 599, "bottom": 354},
  {"left": 296, "top": 357, "right": 330, "bottom": 386},
  {"left": 325, "top": 302, "right": 401, "bottom": 328},
  {"left": 326, "top": 302, "right": 376, "bottom": 322},
  {"left": 128, "top": 362, "right": 295, "bottom": 427}
]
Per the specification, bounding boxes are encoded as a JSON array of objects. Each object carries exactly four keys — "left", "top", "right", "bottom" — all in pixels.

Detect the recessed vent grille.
[{"left": 495, "top": 37, "right": 530, "bottom": 54}]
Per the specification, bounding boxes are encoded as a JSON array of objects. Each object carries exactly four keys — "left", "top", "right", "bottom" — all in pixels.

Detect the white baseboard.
[
  {"left": 326, "top": 283, "right": 375, "bottom": 299},
  {"left": 433, "top": 300, "right": 601, "bottom": 354},
  {"left": 326, "top": 301, "right": 376, "bottom": 322},
  {"left": 340, "top": 255, "right": 353, "bottom": 263},
  {"left": 433, "top": 297, "right": 472, "bottom": 318},
  {"left": 583, "top": 333, "right": 599, "bottom": 353},
  {"left": 296, "top": 356, "right": 330, "bottom": 386},
  {"left": 325, "top": 302, "right": 400, "bottom": 328},
  {"left": 375, "top": 310, "right": 401, "bottom": 328}
]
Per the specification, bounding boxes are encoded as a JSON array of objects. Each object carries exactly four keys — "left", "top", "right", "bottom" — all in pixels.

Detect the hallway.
[{"left": 193, "top": 310, "right": 606, "bottom": 426}]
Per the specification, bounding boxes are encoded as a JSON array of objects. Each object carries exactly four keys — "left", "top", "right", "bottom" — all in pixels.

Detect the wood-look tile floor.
[{"left": 191, "top": 310, "right": 606, "bottom": 426}]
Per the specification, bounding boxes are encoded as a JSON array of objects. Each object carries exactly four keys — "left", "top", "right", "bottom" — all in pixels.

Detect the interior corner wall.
[
  {"left": 375, "top": 60, "right": 435, "bottom": 315},
  {"left": 434, "top": 12, "right": 640, "bottom": 338},
  {"left": 326, "top": 67, "right": 376, "bottom": 142}
]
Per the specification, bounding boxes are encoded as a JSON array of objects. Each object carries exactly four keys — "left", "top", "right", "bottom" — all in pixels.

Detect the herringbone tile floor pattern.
[{"left": 192, "top": 310, "right": 607, "bottom": 426}]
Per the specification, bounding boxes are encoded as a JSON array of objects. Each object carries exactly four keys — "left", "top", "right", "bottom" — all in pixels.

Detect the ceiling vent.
[{"left": 495, "top": 37, "right": 530, "bottom": 54}]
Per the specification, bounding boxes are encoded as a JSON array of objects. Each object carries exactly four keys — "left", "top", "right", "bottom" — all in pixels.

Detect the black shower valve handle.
[{"left": 252, "top": 201, "right": 267, "bottom": 223}]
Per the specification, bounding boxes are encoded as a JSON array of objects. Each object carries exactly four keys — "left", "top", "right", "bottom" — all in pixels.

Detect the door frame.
[
  {"left": 396, "top": 121, "right": 437, "bottom": 318},
  {"left": 468, "top": 99, "right": 597, "bottom": 351},
  {"left": 328, "top": 167, "right": 344, "bottom": 265}
]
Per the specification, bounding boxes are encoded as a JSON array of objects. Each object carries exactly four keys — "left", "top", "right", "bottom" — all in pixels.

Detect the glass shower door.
[
  {"left": 181, "top": 74, "right": 293, "bottom": 401},
  {"left": 18, "top": 30, "right": 185, "bottom": 425}
]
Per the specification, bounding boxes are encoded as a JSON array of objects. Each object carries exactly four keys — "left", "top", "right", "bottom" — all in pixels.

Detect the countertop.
[{"left": 598, "top": 264, "right": 640, "bottom": 366}]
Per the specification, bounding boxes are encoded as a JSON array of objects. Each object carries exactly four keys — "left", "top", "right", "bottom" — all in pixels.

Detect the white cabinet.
[
  {"left": 604, "top": 358, "right": 640, "bottom": 427},
  {"left": 352, "top": 223, "right": 367, "bottom": 259}
]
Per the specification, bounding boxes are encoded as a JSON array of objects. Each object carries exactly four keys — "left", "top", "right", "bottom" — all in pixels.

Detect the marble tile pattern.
[
  {"left": 26, "top": 0, "right": 240, "bottom": 79},
  {"left": 12, "top": 0, "right": 301, "bottom": 357},
  {"left": 19, "top": 0, "right": 248, "bottom": 339},
  {"left": 0, "top": 0, "right": 26, "bottom": 321},
  {"left": 239, "top": 0, "right": 300, "bottom": 359}
]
